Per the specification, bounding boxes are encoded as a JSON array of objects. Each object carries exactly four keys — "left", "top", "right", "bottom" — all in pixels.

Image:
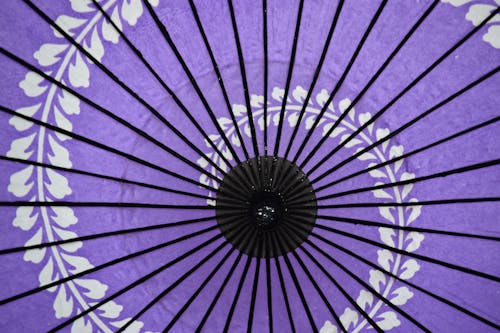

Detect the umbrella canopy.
[{"left": 1, "top": 0, "right": 499, "bottom": 332}]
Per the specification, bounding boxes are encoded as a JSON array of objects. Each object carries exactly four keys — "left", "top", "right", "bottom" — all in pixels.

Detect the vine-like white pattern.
[
  {"left": 8, "top": 1, "right": 158, "bottom": 332},
  {"left": 442, "top": 0, "right": 500, "bottom": 48},
  {"left": 198, "top": 86, "right": 425, "bottom": 332}
]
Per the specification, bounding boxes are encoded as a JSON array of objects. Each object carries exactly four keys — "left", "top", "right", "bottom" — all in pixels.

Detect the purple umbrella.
[{"left": 1, "top": 0, "right": 499, "bottom": 332}]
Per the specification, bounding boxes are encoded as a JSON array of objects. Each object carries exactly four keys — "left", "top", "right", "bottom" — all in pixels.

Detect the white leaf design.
[
  {"left": 378, "top": 206, "right": 395, "bottom": 223},
  {"left": 53, "top": 227, "right": 82, "bottom": 253},
  {"left": 377, "top": 249, "right": 394, "bottom": 271},
  {"left": 54, "top": 284, "right": 74, "bottom": 319},
  {"left": 39, "top": 257, "right": 56, "bottom": 286},
  {"left": 250, "top": 94, "right": 263, "bottom": 107},
  {"left": 272, "top": 112, "right": 281, "bottom": 126},
  {"left": 51, "top": 206, "right": 78, "bottom": 228},
  {"left": 344, "top": 137, "right": 362, "bottom": 148},
  {"left": 376, "top": 311, "right": 401, "bottom": 330},
  {"left": 84, "top": 27, "right": 105, "bottom": 62},
  {"left": 53, "top": 15, "right": 87, "bottom": 37},
  {"left": 379, "top": 227, "right": 396, "bottom": 247},
  {"left": 390, "top": 286, "right": 414, "bottom": 306},
  {"left": 111, "top": 318, "right": 144, "bottom": 332},
  {"left": 399, "top": 259, "right": 420, "bottom": 280},
  {"left": 405, "top": 231, "right": 425, "bottom": 252},
  {"left": 61, "top": 253, "right": 94, "bottom": 274},
  {"left": 320, "top": 320, "right": 338, "bottom": 333},
  {"left": 305, "top": 115, "right": 316, "bottom": 129},
  {"left": 23, "top": 228, "right": 46, "bottom": 264},
  {"left": 356, "top": 147, "right": 376, "bottom": 161},
  {"left": 34, "top": 43, "right": 68, "bottom": 66},
  {"left": 371, "top": 182, "right": 393, "bottom": 199},
  {"left": 358, "top": 112, "right": 373, "bottom": 133},
  {"left": 400, "top": 172, "right": 415, "bottom": 199},
  {"left": 13, "top": 206, "right": 38, "bottom": 231},
  {"left": 484, "top": 25, "right": 500, "bottom": 49},
  {"left": 389, "top": 145, "right": 404, "bottom": 172},
  {"left": 19, "top": 71, "right": 47, "bottom": 97},
  {"left": 68, "top": 52, "right": 90, "bottom": 88},
  {"left": 356, "top": 290, "right": 373, "bottom": 311},
  {"left": 271, "top": 87, "right": 286, "bottom": 102},
  {"left": 288, "top": 112, "right": 298, "bottom": 127},
  {"left": 322, "top": 123, "right": 345, "bottom": 138},
  {"left": 367, "top": 163, "right": 387, "bottom": 178},
  {"left": 9, "top": 103, "right": 41, "bottom": 131},
  {"left": 58, "top": 89, "right": 81, "bottom": 115},
  {"left": 54, "top": 105, "right": 73, "bottom": 134},
  {"left": 369, "top": 269, "right": 386, "bottom": 293},
  {"left": 340, "top": 307, "right": 358, "bottom": 329},
  {"left": 48, "top": 135, "right": 72, "bottom": 168},
  {"left": 197, "top": 156, "right": 208, "bottom": 168},
  {"left": 45, "top": 169, "right": 72, "bottom": 199},
  {"left": 338, "top": 98, "right": 355, "bottom": 120},
  {"left": 466, "top": 4, "right": 500, "bottom": 26},
  {"left": 233, "top": 104, "right": 247, "bottom": 117},
  {"left": 8, "top": 165, "right": 34, "bottom": 198},
  {"left": 316, "top": 89, "right": 333, "bottom": 110},
  {"left": 98, "top": 301, "right": 123, "bottom": 319},
  {"left": 217, "top": 117, "right": 232, "bottom": 130},
  {"left": 232, "top": 133, "right": 241, "bottom": 146},
  {"left": 70, "top": 0, "right": 95, "bottom": 13},
  {"left": 292, "top": 85, "right": 307, "bottom": 103},
  {"left": 102, "top": 6, "right": 122, "bottom": 44},
  {"left": 406, "top": 198, "right": 422, "bottom": 225},
  {"left": 441, "top": 0, "right": 474, "bottom": 6},
  {"left": 122, "top": 0, "right": 143, "bottom": 26},
  {"left": 6, "top": 132, "right": 36, "bottom": 159},
  {"left": 74, "top": 279, "right": 109, "bottom": 299},
  {"left": 376, "top": 128, "right": 390, "bottom": 141},
  {"left": 71, "top": 316, "right": 92, "bottom": 333}
]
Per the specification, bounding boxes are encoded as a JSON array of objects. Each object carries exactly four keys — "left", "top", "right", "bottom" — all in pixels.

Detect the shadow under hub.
[{"left": 215, "top": 156, "right": 317, "bottom": 258}]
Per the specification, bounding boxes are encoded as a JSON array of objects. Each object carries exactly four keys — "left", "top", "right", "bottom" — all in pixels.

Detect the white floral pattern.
[
  {"left": 8, "top": 1, "right": 158, "bottom": 332},
  {"left": 442, "top": 0, "right": 500, "bottom": 48},
  {"left": 198, "top": 86, "right": 424, "bottom": 332}
]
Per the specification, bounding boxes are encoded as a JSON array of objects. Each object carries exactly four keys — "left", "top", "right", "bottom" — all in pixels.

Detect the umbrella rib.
[
  {"left": 161, "top": 247, "right": 237, "bottom": 333},
  {"left": 195, "top": 252, "right": 243, "bottom": 332},
  {"left": 313, "top": 231, "right": 500, "bottom": 330},
  {"left": 0, "top": 104, "right": 226, "bottom": 194},
  {"left": 0, "top": 155, "right": 211, "bottom": 201},
  {"left": 187, "top": 0, "right": 251, "bottom": 161},
  {"left": 312, "top": 115, "right": 500, "bottom": 193},
  {"left": 142, "top": 1, "right": 242, "bottom": 170},
  {"left": 222, "top": 255, "right": 252, "bottom": 332},
  {"left": 312, "top": 197, "right": 500, "bottom": 209},
  {"left": 293, "top": 0, "right": 390, "bottom": 165},
  {"left": 49, "top": 237, "right": 229, "bottom": 333},
  {"left": 0, "top": 215, "right": 217, "bottom": 256},
  {"left": 315, "top": 214, "right": 500, "bottom": 242},
  {"left": 305, "top": 238, "right": 432, "bottom": 332},
  {"left": 283, "top": 0, "right": 345, "bottom": 160},
  {"left": 311, "top": 224, "right": 500, "bottom": 283},
  {"left": 247, "top": 241, "right": 262, "bottom": 332},
  {"left": 307, "top": 158, "right": 500, "bottom": 202},
  {"left": 270, "top": 230, "right": 296, "bottom": 333},
  {"left": 118, "top": 241, "right": 231, "bottom": 333},
  {"left": 227, "top": 0, "right": 260, "bottom": 157},
  {"left": 21, "top": 0, "right": 230, "bottom": 177},
  {"left": 310, "top": 66, "right": 500, "bottom": 186},
  {"left": 302, "top": 6, "right": 500, "bottom": 174},
  {"left": 263, "top": 0, "right": 269, "bottom": 155},
  {"left": 273, "top": 0, "right": 305, "bottom": 157},
  {"left": 265, "top": 256, "right": 273, "bottom": 333},
  {"left": 275, "top": 231, "right": 318, "bottom": 333},
  {"left": 0, "top": 224, "right": 224, "bottom": 306}
]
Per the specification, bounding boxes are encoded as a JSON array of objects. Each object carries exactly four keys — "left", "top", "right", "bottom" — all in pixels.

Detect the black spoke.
[
  {"left": 265, "top": 256, "right": 273, "bottom": 333},
  {"left": 314, "top": 115, "right": 500, "bottom": 191},
  {"left": 273, "top": 0, "right": 305, "bottom": 156},
  {"left": 0, "top": 155, "right": 211, "bottom": 201},
  {"left": 227, "top": 0, "right": 260, "bottom": 157},
  {"left": 294, "top": 0, "right": 388, "bottom": 165},
  {"left": 310, "top": 66, "right": 500, "bottom": 186},
  {"left": 314, "top": 197, "right": 500, "bottom": 209},
  {"left": 313, "top": 230, "right": 500, "bottom": 330},
  {"left": 302, "top": 7, "right": 500, "bottom": 173},
  {"left": 143, "top": 0, "right": 243, "bottom": 171},
  {"left": 223, "top": 255, "right": 252, "bottom": 332},
  {"left": 21, "top": 0, "right": 231, "bottom": 177},
  {"left": 284, "top": 0, "right": 345, "bottom": 159},
  {"left": 263, "top": 0, "right": 269, "bottom": 155}
]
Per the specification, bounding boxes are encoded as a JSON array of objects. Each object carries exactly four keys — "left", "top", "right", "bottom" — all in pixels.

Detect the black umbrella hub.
[{"left": 216, "top": 156, "right": 317, "bottom": 258}]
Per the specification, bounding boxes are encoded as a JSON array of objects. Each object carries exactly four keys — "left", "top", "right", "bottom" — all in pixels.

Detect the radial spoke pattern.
[{"left": 1, "top": 1, "right": 499, "bottom": 332}]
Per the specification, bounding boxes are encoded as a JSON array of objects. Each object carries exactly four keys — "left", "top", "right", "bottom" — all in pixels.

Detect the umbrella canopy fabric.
[{"left": 0, "top": 0, "right": 499, "bottom": 332}]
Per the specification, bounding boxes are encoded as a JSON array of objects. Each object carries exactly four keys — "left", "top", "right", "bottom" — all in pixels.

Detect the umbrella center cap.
[
  {"left": 215, "top": 156, "right": 317, "bottom": 258},
  {"left": 250, "top": 191, "right": 285, "bottom": 229}
]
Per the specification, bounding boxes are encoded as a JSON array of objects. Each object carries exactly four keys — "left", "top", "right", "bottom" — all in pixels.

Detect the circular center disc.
[{"left": 215, "top": 156, "right": 317, "bottom": 258}]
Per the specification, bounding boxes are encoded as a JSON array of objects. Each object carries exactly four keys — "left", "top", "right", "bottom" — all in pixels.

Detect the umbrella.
[{"left": 1, "top": 0, "right": 499, "bottom": 332}]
